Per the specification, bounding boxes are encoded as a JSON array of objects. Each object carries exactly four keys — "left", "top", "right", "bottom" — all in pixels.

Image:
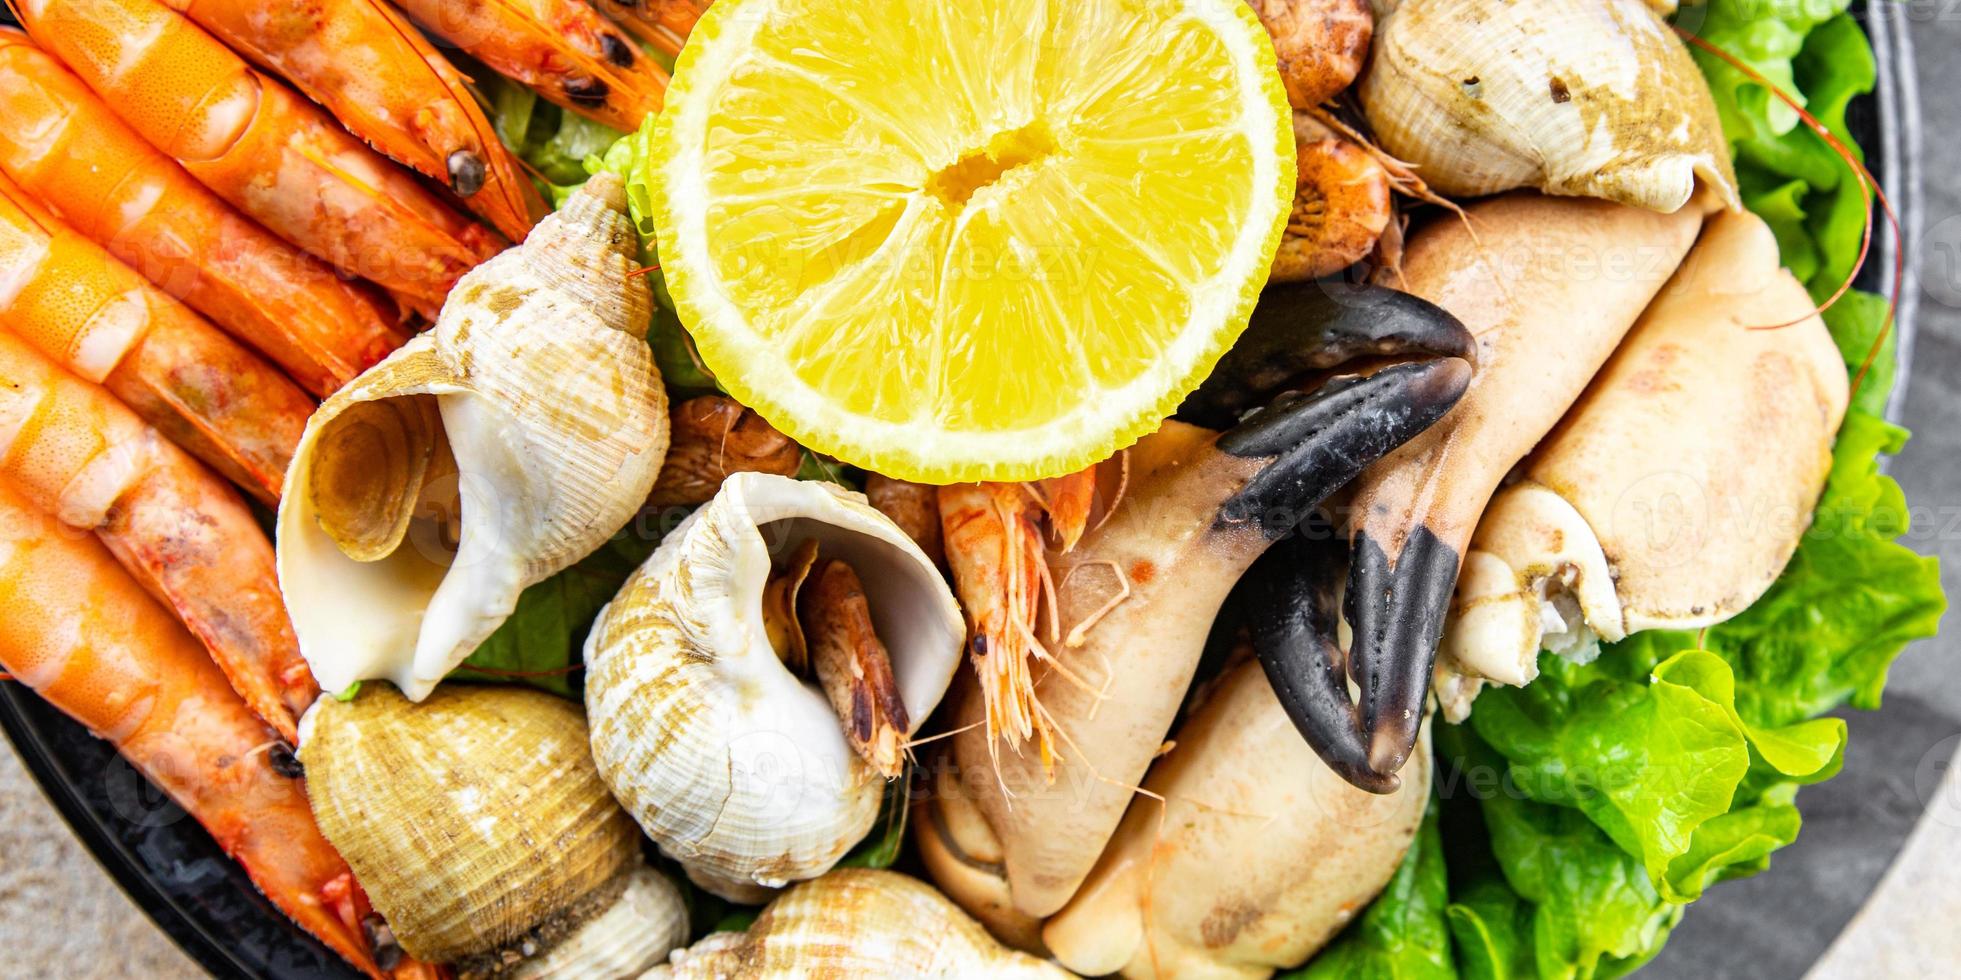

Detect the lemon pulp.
[{"left": 653, "top": 0, "right": 1294, "bottom": 482}]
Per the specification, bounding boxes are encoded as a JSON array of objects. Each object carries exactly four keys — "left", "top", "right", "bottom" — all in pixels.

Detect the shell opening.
[
  {"left": 753, "top": 516, "right": 956, "bottom": 729},
  {"left": 757, "top": 540, "right": 909, "bottom": 776},
  {"left": 285, "top": 392, "right": 532, "bottom": 701},
  {"left": 309, "top": 395, "right": 446, "bottom": 562}
]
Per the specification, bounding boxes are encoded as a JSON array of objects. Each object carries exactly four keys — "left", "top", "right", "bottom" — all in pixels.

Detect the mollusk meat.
[
  {"left": 1436, "top": 209, "right": 1849, "bottom": 718},
  {"left": 277, "top": 172, "right": 668, "bottom": 701},
  {"left": 585, "top": 473, "right": 964, "bottom": 902},
  {"left": 1358, "top": 0, "right": 1738, "bottom": 213},
  {"left": 647, "top": 869, "right": 1073, "bottom": 979},
  {"left": 298, "top": 684, "right": 647, "bottom": 969}
]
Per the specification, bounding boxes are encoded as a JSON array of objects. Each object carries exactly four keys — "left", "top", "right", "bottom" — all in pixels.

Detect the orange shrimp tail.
[
  {"left": 1033, "top": 466, "right": 1099, "bottom": 553},
  {"left": 0, "top": 481, "right": 387, "bottom": 978}
]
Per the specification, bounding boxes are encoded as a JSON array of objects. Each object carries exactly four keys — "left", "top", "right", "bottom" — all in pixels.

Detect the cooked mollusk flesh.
[
  {"left": 1247, "top": 0, "right": 1374, "bottom": 109},
  {"left": 913, "top": 737, "right": 1051, "bottom": 956},
  {"left": 585, "top": 473, "right": 964, "bottom": 902},
  {"left": 1358, "top": 0, "right": 1737, "bottom": 212},
  {"left": 1435, "top": 209, "right": 1850, "bottom": 719},
  {"left": 649, "top": 395, "right": 802, "bottom": 506},
  {"left": 277, "top": 173, "right": 668, "bottom": 701},
  {"left": 298, "top": 684, "right": 644, "bottom": 968},
  {"left": 1044, "top": 656, "right": 1430, "bottom": 978},
  {"left": 647, "top": 869, "right": 1073, "bottom": 979},
  {"left": 1254, "top": 193, "right": 1705, "bottom": 792},
  {"left": 1270, "top": 113, "right": 1393, "bottom": 283},
  {"left": 951, "top": 284, "right": 1475, "bottom": 918}
]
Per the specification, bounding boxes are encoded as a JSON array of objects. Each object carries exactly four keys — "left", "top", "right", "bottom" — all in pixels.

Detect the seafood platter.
[{"left": 0, "top": 0, "right": 1941, "bottom": 977}]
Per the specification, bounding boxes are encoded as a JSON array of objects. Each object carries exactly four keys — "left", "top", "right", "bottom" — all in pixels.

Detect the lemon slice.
[{"left": 652, "top": 0, "right": 1293, "bottom": 482}]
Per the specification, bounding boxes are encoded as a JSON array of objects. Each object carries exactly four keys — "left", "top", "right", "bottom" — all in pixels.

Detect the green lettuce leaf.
[
  {"left": 481, "top": 73, "right": 628, "bottom": 186},
  {"left": 1437, "top": 725, "right": 1677, "bottom": 980},
  {"left": 836, "top": 782, "right": 910, "bottom": 870},
  {"left": 451, "top": 514, "right": 678, "bottom": 696},
  {"left": 1688, "top": 0, "right": 1849, "bottom": 148},
  {"left": 1467, "top": 647, "right": 1842, "bottom": 903},
  {"left": 1288, "top": 798, "right": 1454, "bottom": 979}
]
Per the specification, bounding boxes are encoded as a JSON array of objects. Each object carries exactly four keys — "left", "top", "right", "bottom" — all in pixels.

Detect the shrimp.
[
  {"left": 392, "top": 0, "right": 669, "bottom": 132},
  {"left": 0, "top": 29, "right": 407, "bottom": 396},
  {"left": 0, "top": 480, "right": 434, "bottom": 980},
  {"left": 13, "top": 0, "right": 504, "bottom": 318},
  {"left": 0, "top": 330, "right": 314, "bottom": 742},
  {"left": 600, "top": 0, "right": 710, "bottom": 59},
  {"left": 0, "top": 171, "right": 311, "bottom": 505},
  {"left": 938, "top": 482, "right": 1058, "bottom": 772},
  {"left": 1033, "top": 467, "right": 1099, "bottom": 554},
  {"left": 162, "top": 0, "right": 546, "bottom": 242}
]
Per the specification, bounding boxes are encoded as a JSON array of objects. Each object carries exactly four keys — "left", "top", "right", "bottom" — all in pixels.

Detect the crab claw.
[
  {"left": 1244, "top": 528, "right": 1394, "bottom": 792},
  {"left": 1179, "top": 280, "right": 1479, "bottom": 430},
  {"left": 1246, "top": 192, "right": 1708, "bottom": 792},
  {"left": 1436, "top": 208, "right": 1849, "bottom": 721},
  {"left": 943, "top": 282, "right": 1473, "bottom": 918}
]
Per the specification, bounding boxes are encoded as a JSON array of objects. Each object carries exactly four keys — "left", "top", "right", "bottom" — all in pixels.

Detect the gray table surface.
[{"left": 3, "top": 17, "right": 1959, "bottom": 980}]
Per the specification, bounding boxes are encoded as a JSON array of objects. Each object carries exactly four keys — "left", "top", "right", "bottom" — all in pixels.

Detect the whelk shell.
[
  {"left": 646, "top": 869, "right": 1071, "bottom": 979},
  {"left": 277, "top": 172, "right": 669, "bottom": 701},
  {"left": 510, "top": 867, "right": 690, "bottom": 980},
  {"left": 298, "top": 684, "right": 642, "bottom": 967},
  {"left": 585, "top": 473, "right": 964, "bottom": 902},
  {"left": 1358, "top": 0, "right": 1738, "bottom": 212}
]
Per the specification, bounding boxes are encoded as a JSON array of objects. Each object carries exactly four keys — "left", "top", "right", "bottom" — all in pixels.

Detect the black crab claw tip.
[
  {"left": 1179, "top": 282, "right": 1477, "bottom": 430},
  {"left": 446, "top": 150, "right": 487, "bottom": 197},
  {"left": 1348, "top": 524, "right": 1460, "bottom": 777},
  {"left": 1214, "top": 357, "right": 1473, "bottom": 539},
  {"left": 1247, "top": 532, "right": 1401, "bottom": 794}
]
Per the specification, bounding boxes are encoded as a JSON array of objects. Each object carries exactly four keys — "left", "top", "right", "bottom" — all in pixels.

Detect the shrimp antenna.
[{"left": 1673, "top": 26, "right": 1903, "bottom": 401}]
